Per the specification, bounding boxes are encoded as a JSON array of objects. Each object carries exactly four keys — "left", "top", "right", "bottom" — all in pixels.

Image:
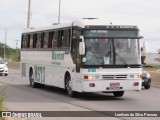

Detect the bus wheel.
[
  {"left": 65, "top": 75, "right": 77, "bottom": 97},
  {"left": 29, "top": 68, "right": 38, "bottom": 88},
  {"left": 113, "top": 91, "right": 124, "bottom": 97}
]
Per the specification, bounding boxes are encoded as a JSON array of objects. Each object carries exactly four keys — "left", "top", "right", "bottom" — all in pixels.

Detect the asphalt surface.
[{"left": 0, "top": 69, "right": 160, "bottom": 120}]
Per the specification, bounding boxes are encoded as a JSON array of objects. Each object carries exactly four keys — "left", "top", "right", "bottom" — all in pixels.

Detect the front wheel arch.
[
  {"left": 29, "top": 67, "right": 38, "bottom": 88},
  {"left": 64, "top": 72, "right": 78, "bottom": 97}
]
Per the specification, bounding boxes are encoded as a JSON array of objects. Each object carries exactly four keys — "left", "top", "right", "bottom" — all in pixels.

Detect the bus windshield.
[{"left": 82, "top": 38, "right": 141, "bottom": 66}]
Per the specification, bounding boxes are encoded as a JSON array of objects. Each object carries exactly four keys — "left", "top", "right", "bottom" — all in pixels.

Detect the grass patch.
[
  {"left": 0, "top": 86, "right": 7, "bottom": 120},
  {"left": 0, "top": 96, "right": 4, "bottom": 120},
  {"left": 0, "top": 98, "right": 3, "bottom": 111},
  {"left": 144, "top": 65, "right": 160, "bottom": 71},
  {"left": 0, "top": 85, "right": 8, "bottom": 111}
]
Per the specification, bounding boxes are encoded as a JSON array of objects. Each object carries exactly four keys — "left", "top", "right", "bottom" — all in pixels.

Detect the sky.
[{"left": 0, "top": 0, "right": 160, "bottom": 53}]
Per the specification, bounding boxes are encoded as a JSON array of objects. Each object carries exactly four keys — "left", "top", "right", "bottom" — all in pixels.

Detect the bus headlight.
[
  {"left": 130, "top": 74, "right": 142, "bottom": 79},
  {"left": 146, "top": 73, "right": 150, "bottom": 78},
  {"left": 84, "top": 74, "right": 100, "bottom": 80},
  {"left": 89, "top": 75, "right": 95, "bottom": 79}
]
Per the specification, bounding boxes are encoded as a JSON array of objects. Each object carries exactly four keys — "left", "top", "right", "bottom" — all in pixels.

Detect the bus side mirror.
[
  {"left": 79, "top": 36, "right": 85, "bottom": 55},
  {"left": 79, "top": 42, "right": 85, "bottom": 55}
]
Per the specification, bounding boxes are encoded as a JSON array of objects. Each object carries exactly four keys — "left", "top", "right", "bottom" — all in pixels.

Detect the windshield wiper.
[
  {"left": 115, "top": 52, "right": 130, "bottom": 68},
  {"left": 101, "top": 51, "right": 111, "bottom": 65},
  {"left": 112, "top": 43, "right": 130, "bottom": 68}
]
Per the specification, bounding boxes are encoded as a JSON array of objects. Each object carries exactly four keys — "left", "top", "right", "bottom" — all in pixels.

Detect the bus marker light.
[{"left": 84, "top": 75, "right": 88, "bottom": 79}]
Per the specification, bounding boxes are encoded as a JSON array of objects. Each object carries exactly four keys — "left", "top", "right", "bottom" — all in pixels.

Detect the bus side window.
[
  {"left": 30, "top": 34, "right": 33, "bottom": 48},
  {"left": 73, "top": 27, "right": 81, "bottom": 39},
  {"left": 44, "top": 32, "right": 49, "bottom": 48},
  {"left": 22, "top": 35, "right": 26, "bottom": 48},
  {"left": 48, "top": 31, "right": 54, "bottom": 48},
  {"left": 53, "top": 31, "right": 58, "bottom": 47},
  {"left": 33, "top": 34, "right": 37, "bottom": 48},
  {"left": 41, "top": 33, "right": 44, "bottom": 48},
  {"left": 58, "top": 30, "right": 63, "bottom": 47},
  {"left": 68, "top": 29, "right": 71, "bottom": 47},
  {"left": 71, "top": 39, "right": 77, "bottom": 64},
  {"left": 26, "top": 34, "right": 30, "bottom": 48},
  {"left": 37, "top": 33, "right": 41, "bottom": 48},
  {"left": 62, "top": 29, "right": 70, "bottom": 47}
]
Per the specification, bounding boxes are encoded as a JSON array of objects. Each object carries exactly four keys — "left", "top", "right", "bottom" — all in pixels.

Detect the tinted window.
[
  {"left": 44, "top": 32, "right": 49, "bottom": 48},
  {"left": 37, "top": 33, "right": 41, "bottom": 48},
  {"left": 53, "top": 31, "right": 58, "bottom": 47},
  {"left": 62, "top": 29, "right": 70, "bottom": 47},
  {"left": 30, "top": 34, "right": 33, "bottom": 48}
]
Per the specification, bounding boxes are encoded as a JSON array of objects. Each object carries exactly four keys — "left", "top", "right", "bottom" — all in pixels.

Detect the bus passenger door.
[{"left": 71, "top": 39, "right": 81, "bottom": 73}]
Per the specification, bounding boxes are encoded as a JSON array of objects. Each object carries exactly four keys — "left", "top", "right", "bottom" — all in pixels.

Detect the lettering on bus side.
[
  {"left": 34, "top": 65, "right": 45, "bottom": 83},
  {"left": 52, "top": 52, "right": 64, "bottom": 65}
]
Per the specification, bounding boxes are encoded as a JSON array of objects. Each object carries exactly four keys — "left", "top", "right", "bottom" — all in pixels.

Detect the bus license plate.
[{"left": 110, "top": 83, "right": 120, "bottom": 89}]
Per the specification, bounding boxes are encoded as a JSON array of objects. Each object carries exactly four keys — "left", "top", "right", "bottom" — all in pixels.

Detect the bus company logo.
[
  {"left": 52, "top": 52, "right": 64, "bottom": 65},
  {"left": 52, "top": 52, "right": 64, "bottom": 60},
  {"left": 154, "top": 58, "right": 160, "bottom": 62},
  {"left": 2, "top": 112, "right": 11, "bottom": 117}
]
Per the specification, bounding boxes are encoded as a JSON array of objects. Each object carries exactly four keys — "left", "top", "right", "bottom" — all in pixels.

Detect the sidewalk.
[{"left": 7, "top": 62, "right": 20, "bottom": 69}]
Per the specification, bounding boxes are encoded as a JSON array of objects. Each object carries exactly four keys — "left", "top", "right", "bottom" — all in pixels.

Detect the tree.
[
  {"left": 0, "top": 42, "right": 20, "bottom": 61},
  {"left": 158, "top": 49, "right": 160, "bottom": 54}
]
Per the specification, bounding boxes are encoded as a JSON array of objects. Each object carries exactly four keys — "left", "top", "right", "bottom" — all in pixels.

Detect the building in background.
[{"left": 145, "top": 53, "right": 160, "bottom": 66}]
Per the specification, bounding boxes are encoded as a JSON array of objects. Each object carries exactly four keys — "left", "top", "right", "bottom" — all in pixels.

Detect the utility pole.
[
  {"left": 4, "top": 28, "right": 7, "bottom": 61},
  {"left": 27, "top": 0, "right": 31, "bottom": 28},
  {"left": 15, "top": 40, "right": 19, "bottom": 61},
  {"left": 58, "top": 0, "right": 61, "bottom": 23},
  {"left": 0, "top": 27, "right": 7, "bottom": 60},
  {"left": 15, "top": 40, "right": 19, "bottom": 49}
]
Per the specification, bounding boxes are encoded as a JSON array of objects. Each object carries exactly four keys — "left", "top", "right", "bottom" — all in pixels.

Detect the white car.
[{"left": 0, "top": 59, "right": 8, "bottom": 76}]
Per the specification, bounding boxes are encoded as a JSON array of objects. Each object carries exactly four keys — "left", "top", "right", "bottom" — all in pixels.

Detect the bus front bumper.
[{"left": 79, "top": 80, "right": 142, "bottom": 92}]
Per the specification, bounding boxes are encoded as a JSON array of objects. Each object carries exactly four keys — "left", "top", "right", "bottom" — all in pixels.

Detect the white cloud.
[{"left": 0, "top": 0, "right": 160, "bottom": 52}]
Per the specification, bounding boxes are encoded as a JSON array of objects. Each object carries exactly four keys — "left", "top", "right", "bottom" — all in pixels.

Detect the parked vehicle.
[
  {"left": 142, "top": 68, "right": 151, "bottom": 89},
  {"left": 0, "top": 58, "right": 8, "bottom": 76}
]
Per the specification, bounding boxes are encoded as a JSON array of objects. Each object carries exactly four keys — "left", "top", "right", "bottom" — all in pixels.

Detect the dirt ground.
[
  {"left": 149, "top": 72, "right": 160, "bottom": 85},
  {"left": 7, "top": 62, "right": 20, "bottom": 69}
]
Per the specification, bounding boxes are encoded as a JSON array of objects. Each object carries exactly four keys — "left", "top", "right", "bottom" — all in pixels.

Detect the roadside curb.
[{"left": 151, "top": 84, "right": 160, "bottom": 88}]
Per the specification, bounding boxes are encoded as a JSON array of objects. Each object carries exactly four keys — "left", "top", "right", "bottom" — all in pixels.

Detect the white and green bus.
[{"left": 21, "top": 18, "right": 142, "bottom": 97}]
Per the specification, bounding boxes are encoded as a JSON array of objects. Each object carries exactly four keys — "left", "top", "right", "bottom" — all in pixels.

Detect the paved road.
[{"left": 0, "top": 69, "right": 160, "bottom": 120}]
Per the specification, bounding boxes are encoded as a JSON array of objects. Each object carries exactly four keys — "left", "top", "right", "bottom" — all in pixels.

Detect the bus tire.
[
  {"left": 65, "top": 74, "right": 78, "bottom": 97},
  {"left": 29, "top": 68, "right": 38, "bottom": 88},
  {"left": 144, "top": 79, "right": 151, "bottom": 89},
  {"left": 113, "top": 91, "right": 124, "bottom": 97}
]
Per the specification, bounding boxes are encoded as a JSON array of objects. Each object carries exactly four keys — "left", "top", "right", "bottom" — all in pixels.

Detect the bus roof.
[{"left": 22, "top": 18, "right": 137, "bottom": 34}]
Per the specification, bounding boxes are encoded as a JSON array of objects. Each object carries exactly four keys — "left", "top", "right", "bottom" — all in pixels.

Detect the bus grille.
[{"left": 102, "top": 75, "right": 127, "bottom": 80}]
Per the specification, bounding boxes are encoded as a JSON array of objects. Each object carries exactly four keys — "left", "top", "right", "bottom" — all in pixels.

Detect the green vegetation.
[
  {"left": 0, "top": 86, "right": 7, "bottom": 120},
  {"left": 0, "top": 98, "right": 3, "bottom": 111},
  {"left": 158, "top": 49, "right": 160, "bottom": 54},
  {"left": 0, "top": 87, "right": 7, "bottom": 112},
  {"left": 0, "top": 42, "right": 20, "bottom": 62},
  {"left": 0, "top": 93, "right": 4, "bottom": 119},
  {"left": 0, "top": 100, "right": 5, "bottom": 120},
  {"left": 144, "top": 65, "right": 160, "bottom": 71}
]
